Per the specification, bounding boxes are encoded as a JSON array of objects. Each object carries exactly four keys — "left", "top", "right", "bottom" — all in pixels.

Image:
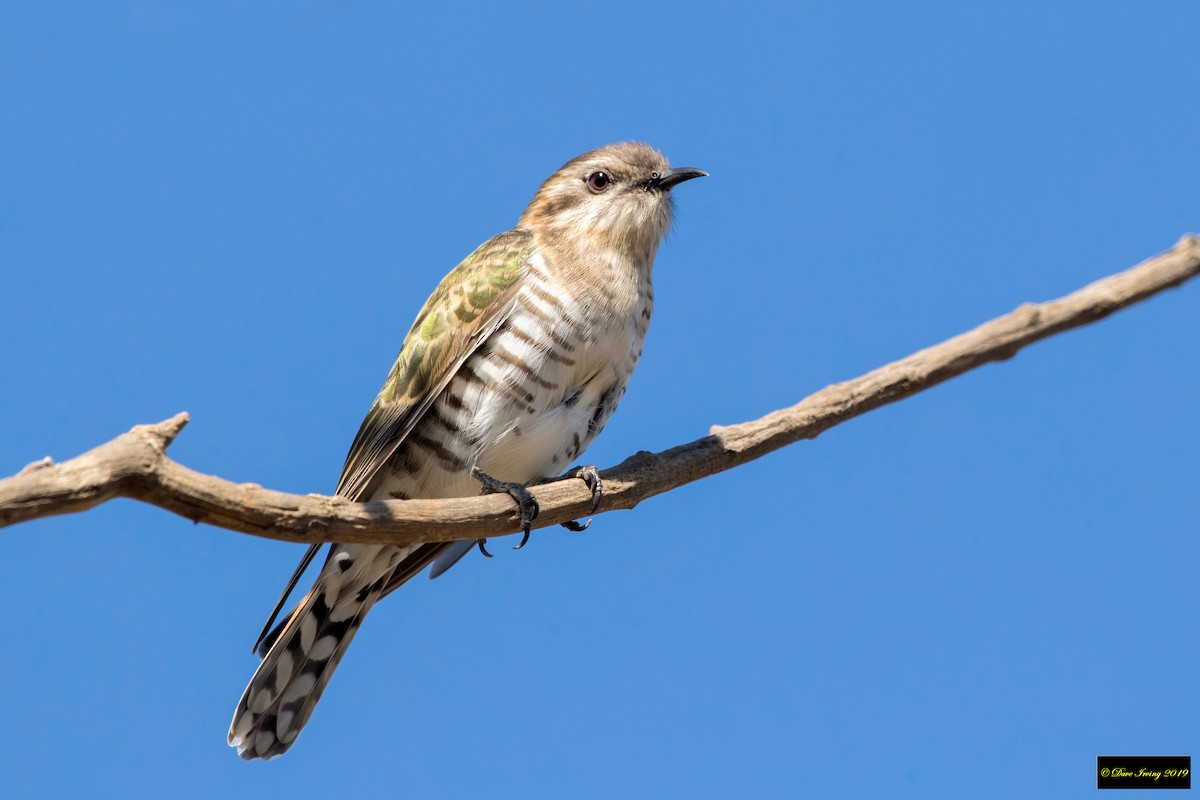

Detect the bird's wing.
[
  {"left": 335, "top": 228, "right": 534, "bottom": 501},
  {"left": 425, "top": 539, "right": 477, "bottom": 580},
  {"left": 251, "top": 230, "right": 534, "bottom": 657}
]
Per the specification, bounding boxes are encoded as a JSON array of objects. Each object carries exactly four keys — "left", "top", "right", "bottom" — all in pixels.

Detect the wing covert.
[{"left": 334, "top": 229, "right": 534, "bottom": 501}]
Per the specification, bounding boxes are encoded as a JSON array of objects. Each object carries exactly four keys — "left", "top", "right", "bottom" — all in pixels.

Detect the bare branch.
[{"left": 3, "top": 235, "right": 1197, "bottom": 546}]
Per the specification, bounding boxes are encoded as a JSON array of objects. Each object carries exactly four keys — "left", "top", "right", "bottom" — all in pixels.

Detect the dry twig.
[{"left": 2, "top": 236, "right": 1197, "bottom": 546}]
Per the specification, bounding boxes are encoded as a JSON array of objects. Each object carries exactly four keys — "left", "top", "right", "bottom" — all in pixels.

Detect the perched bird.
[{"left": 228, "top": 142, "right": 706, "bottom": 759}]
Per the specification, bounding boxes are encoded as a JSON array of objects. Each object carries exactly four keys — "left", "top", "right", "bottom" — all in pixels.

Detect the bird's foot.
[
  {"left": 471, "top": 466, "right": 540, "bottom": 551},
  {"left": 558, "top": 465, "right": 602, "bottom": 532}
]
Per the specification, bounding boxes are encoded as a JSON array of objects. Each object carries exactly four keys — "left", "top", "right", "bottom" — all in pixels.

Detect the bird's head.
[{"left": 519, "top": 142, "right": 706, "bottom": 262}]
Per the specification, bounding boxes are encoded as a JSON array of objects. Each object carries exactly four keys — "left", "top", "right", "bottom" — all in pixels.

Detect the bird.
[{"left": 228, "top": 142, "right": 706, "bottom": 760}]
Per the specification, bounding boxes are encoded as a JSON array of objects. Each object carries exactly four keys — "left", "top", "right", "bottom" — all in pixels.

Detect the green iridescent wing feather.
[
  {"left": 252, "top": 231, "right": 531, "bottom": 655},
  {"left": 334, "top": 229, "right": 533, "bottom": 501}
]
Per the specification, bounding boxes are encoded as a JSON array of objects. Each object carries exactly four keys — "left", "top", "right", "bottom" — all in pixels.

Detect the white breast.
[
  {"left": 374, "top": 250, "right": 652, "bottom": 501},
  {"left": 471, "top": 253, "right": 651, "bottom": 482}
]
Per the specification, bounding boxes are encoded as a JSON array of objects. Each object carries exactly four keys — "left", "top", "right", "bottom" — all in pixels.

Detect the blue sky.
[{"left": 3, "top": 2, "right": 1198, "bottom": 797}]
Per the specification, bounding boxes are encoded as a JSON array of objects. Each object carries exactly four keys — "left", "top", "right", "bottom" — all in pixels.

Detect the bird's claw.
[
  {"left": 469, "top": 464, "right": 598, "bottom": 548},
  {"left": 559, "top": 465, "right": 602, "bottom": 532},
  {"left": 476, "top": 538, "right": 493, "bottom": 558},
  {"left": 471, "top": 466, "right": 539, "bottom": 551}
]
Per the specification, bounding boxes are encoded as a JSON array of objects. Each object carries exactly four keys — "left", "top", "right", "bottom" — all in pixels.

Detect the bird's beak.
[{"left": 650, "top": 167, "right": 708, "bottom": 191}]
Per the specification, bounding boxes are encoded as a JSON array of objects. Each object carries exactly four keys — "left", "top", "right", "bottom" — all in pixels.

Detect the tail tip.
[
  {"left": 230, "top": 734, "right": 294, "bottom": 762},
  {"left": 228, "top": 727, "right": 295, "bottom": 761}
]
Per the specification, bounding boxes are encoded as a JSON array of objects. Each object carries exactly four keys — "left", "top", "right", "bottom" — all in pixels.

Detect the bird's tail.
[{"left": 228, "top": 544, "right": 403, "bottom": 760}]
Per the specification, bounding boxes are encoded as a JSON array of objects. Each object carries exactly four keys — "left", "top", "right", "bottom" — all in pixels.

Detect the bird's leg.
[
  {"left": 471, "top": 466, "right": 540, "bottom": 551},
  {"left": 558, "top": 465, "right": 602, "bottom": 532}
]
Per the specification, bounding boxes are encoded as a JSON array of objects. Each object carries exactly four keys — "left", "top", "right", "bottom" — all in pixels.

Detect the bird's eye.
[{"left": 585, "top": 171, "right": 611, "bottom": 193}]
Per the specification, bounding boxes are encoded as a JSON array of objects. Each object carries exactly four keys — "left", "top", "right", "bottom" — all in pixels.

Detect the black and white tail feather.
[{"left": 228, "top": 544, "right": 403, "bottom": 760}]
